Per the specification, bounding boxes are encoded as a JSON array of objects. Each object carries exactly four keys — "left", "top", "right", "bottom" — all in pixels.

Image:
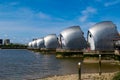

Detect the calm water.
[{"left": 0, "top": 49, "right": 119, "bottom": 80}]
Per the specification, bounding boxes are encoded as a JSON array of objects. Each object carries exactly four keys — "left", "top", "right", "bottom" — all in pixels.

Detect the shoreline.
[
  {"left": 83, "top": 58, "right": 120, "bottom": 63},
  {"left": 37, "top": 72, "right": 116, "bottom": 80}
]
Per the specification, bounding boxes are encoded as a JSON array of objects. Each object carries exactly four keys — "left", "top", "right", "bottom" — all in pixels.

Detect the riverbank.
[
  {"left": 0, "top": 43, "right": 27, "bottom": 49},
  {"left": 37, "top": 72, "right": 116, "bottom": 80}
]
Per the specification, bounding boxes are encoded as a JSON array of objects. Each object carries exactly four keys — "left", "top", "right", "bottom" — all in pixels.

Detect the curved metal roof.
[
  {"left": 89, "top": 21, "right": 118, "bottom": 41},
  {"left": 88, "top": 21, "right": 119, "bottom": 50},
  {"left": 44, "top": 34, "right": 58, "bottom": 49},
  {"left": 60, "top": 26, "right": 87, "bottom": 49},
  {"left": 28, "top": 42, "right": 32, "bottom": 47},
  {"left": 31, "top": 40, "right": 37, "bottom": 48},
  {"left": 36, "top": 38, "right": 44, "bottom": 48}
]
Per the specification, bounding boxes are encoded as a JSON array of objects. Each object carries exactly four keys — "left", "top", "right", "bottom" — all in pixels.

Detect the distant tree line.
[{"left": 0, "top": 43, "right": 27, "bottom": 49}]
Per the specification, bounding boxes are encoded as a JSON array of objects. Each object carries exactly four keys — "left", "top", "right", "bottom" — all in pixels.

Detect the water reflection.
[{"left": 0, "top": 49, "right": 119, "bottom": 80}]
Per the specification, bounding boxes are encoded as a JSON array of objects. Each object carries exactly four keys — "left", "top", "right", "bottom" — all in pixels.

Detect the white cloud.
[
  {"left": 79, "top": 15, "right": 88, "bottom": 22},
  {"left": 0, "top": 2, "right": 19, "bottom": 9},
  {"left": 87, "top": 22, "right": 96, "bottom": 26},
  {"left": 37, "top": 12, "right": 51, "bottom": 20},
  {"left": 0, "top": 2, "right": 70, "bottom": 43},
  {"left": 0, "top": 2, "right": 65, "bottom": 21},
  {"left": 104, "top": 0, "right": 120, "bottom": 7},
  {"left": 81, "top": 22, "right": 96, "bottom": 29},
  {"left": 80, "top": 21, "right": 96, "bottom": 38},
  {"left": 81, "top": 7, "right": 96, "bottom": 15},
  {"left": 79, "top": 7, "right": 97, "bottom": 22},
  {"left": 37, "top": 12, "right": 65, "bottom": 21},
  {"left": 0, "top": 2, "right": 52, "bottom": 21},
  {"left": 9, "top": 2, "right": 19, "bottom": 6}
]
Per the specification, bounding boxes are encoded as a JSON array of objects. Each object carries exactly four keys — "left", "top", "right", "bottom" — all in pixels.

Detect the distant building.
[
  {"left": 4, "top": 39, "right": 10, "bottom": 45},
  {"left": 0, "top": 39, "right": 3, "bottom": 45}
]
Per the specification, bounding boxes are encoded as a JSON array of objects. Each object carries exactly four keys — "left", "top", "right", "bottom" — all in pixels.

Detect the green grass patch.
[{"left": 112, "top": 72, "right": 120, "bottom": 80}]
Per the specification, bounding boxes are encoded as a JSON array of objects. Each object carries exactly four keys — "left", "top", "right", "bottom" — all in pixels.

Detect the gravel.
[{"left": 37, "top": 72, "right": 115, "bottom": 80}]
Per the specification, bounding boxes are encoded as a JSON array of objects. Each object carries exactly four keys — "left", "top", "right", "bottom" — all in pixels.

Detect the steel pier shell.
[
  {"left": 87, "top": 21, "right": 119, "bottom": 51},
  {"left": 44, "top": 34, "right": 58, "bottom": 49},
  {"left": 59, "top": 26, "right": 87, "bottom": 49}
]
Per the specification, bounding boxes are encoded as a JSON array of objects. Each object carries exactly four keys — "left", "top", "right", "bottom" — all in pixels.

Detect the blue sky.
[{"left": 0, "top": 0, "right": 120, "bottom": 44}]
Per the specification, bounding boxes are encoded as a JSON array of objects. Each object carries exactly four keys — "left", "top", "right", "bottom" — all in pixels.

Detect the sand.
[{"left": 37, "top": 72, "right": 116, "bottom": 80}]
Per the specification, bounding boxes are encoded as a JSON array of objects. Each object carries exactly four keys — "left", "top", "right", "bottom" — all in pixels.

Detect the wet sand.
[{"left": 37, "top": 72, "right": 116, "bottom": 80}]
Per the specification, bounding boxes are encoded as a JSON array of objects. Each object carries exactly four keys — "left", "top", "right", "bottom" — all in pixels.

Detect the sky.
[{"left": 0, "top": 0, "right": 120, "bottom": 44}]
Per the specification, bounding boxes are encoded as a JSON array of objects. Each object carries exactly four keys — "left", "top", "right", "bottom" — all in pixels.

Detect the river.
[{"left": 0, "top": 49, "right": 119, "bottom": 80}]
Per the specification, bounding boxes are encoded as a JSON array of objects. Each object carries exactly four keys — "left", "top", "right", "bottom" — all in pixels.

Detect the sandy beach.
[{"left": 37, "top": 72, "right": 116, "bottom": 80}]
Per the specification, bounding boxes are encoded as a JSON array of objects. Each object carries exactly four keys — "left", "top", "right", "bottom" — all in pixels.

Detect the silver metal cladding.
[
  {"left": 87, "top": 21, "right": 119, "bottom": 51},
  {"left": 36, "top": 38, "right": 44, "bottom": 48},
  {"left": 59, "top": 26, "right": 87, "bottom": 49},
  {"left": 44, "top": 34, "right": 58, "bottom": 49}
]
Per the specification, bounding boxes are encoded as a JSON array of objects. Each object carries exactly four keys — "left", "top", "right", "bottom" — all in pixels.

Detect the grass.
[{"left": 112, "top": 72, "right": 120, "bottom": 80}]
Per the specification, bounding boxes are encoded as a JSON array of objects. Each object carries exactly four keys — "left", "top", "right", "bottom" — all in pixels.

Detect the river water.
[{"left": 0, "top": 49, "right": 119, "bottom": 80}]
